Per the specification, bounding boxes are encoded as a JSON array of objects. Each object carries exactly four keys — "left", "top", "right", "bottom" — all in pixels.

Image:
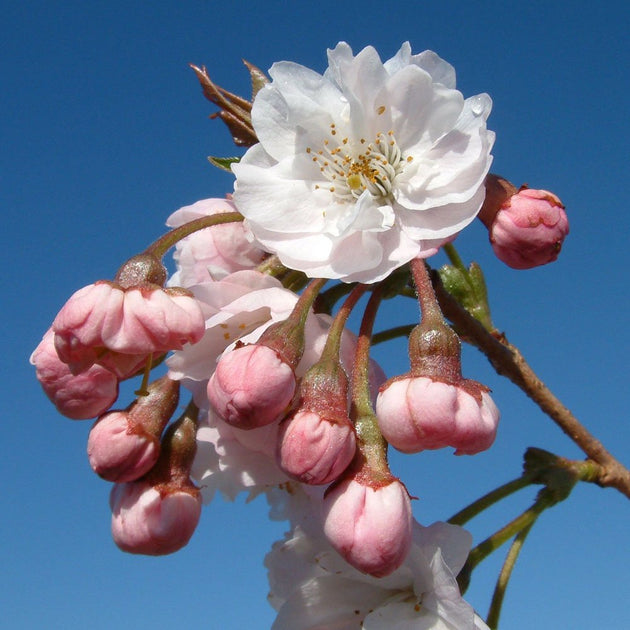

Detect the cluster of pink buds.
[
  {"left": 31, "top": 169, "right": 567, "bottom": 578},
  {"left": 203, "top": 280, "right": 413, "bottom": 577},
  {"left": 31, "top": 248, "right": 209, "bottom": 554}
]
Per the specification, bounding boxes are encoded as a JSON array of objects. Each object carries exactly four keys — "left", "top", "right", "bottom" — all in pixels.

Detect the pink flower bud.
[
  {"left": 277, "top": 410, "right": 356, "bottom": 485},
  {"left": 109, "top": 481, "right": 201, "bottom": 555},
  {"left": 322, "top": 477, "right": 412, "bottom": 577},
  {"left": 376, "top": 376, "right": 499, "bottom": 455},
  {"left": 485, "top": 188, "right": 569, "bottom": 269},
  {"left": 52, "top": 281, "right": 204, "bottom": 375},
  {"left": 88, "top": 411, "right": 160, "bottom": 482},
  {"left": 207, "top": 344, "right": 296, "bottom": 429},
  {"left": 88, "top": 376, "right": 180, "bottom": 481},
  {"left": 30, "top": 329, "right": 118, "bottom": 419}
]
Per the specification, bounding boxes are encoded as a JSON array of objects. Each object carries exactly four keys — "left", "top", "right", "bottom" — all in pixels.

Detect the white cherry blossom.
[{"left": 233, "top": 42, "right": 494, "bottom": 283}]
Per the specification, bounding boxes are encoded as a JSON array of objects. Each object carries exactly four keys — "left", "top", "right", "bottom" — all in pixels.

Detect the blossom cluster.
[{"left": 31, "top": 42, "right": 569, "bottom": 629}]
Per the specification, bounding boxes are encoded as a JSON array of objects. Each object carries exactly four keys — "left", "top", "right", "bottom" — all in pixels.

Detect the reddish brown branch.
[{"left": 432, "top": 272, "right": 630, "bottom": 499}]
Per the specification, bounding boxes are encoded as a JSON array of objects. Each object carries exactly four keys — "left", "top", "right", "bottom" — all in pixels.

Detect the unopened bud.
[
  {"left": 31, "top": 329, "right": 119, "bottom": 419},
  {"left": 88, "top": 411, "right": 160, "bottom": 482},
  {"left": 277, "top": 410, "right": 356, "bottom": 485},
  {"left": 376, "top": 376, "right": 499, "bottom": 454},
  {"left": 109, "top": 481, "right": 201, "bottom": 555},
  {"left": 87, "top": 377, "right": 180, "bottom": 482},
  {"left": 322, "top": 475, "right": 412, "bottom": 577},
  {"left": 378, "top": 306, "right": 499, "bottom": 454},
  {"left": 207, "top": 343, "right": 296, "bottom": 429},
  {"left": 480, "top": 180, "right": 569, "bottom": 269},
  {"left": 109, "top": 406, "right": 201, "bottom": 555},
  {"left": 52, "top": 281, "right": 204, "bottom": 376},
  {"left": 276, "top": 358, "right": 355, "bottom": 484}
]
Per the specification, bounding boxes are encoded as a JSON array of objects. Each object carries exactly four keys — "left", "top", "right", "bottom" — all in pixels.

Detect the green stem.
[
  {"left": 133, "top": 354, "right": 153, "bottom": 397},
  {"left": 146, "top": 212, "right": 243, "bottom": 259},
  {"left": 290, "top": 278, "right": 328, "bottom": 328},
  {"left": 372, "top": 324, "right": 416, "bottom": 345},
  {"left": 459, "top": 499, "right": 547, "bottom": 594},
  {"left": 352, "top": 286, "right": 384, "bottom": 418},
  {"left": 448, "top": 474, "right": 535, "bottom": 526},
  {"left": 321, "top": 284, "right": 368, "bottom": 360},
  {"left": 349, "top": 286, "right": 390, "bottom": 478},
  {"left": 486, "top": 521, "right": 535, "bottom": 629},
  {"left": 282, "top": 270, "right": 310, "bottom": 293}
]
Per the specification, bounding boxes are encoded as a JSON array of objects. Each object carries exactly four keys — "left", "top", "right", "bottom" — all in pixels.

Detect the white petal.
[
  {"left": 233, "top": 155, "right": 330, "bottom": 234},
  {"left": 383, "top": 42, "right": 413, "bottom": 74},
  {"left": 325, "top": 43, "right": 391, "bottom": 138},
  {"left": 396, "top": 185, "right": 486, "bottom": 240},
  {"left": 252, "top": 62, "right": 344, "bottom": 161},
  {"left": 410, "top": 50, "right": 457, "bottom": 89},
  {"left": 414, "top": 522, "right": 472, "bottom": 577},
  {"left": 364, "top": 600, "right": 451, "bottom": 630},
  {"left": 271, "top": 576, "right": 394, "bottom": 630}
]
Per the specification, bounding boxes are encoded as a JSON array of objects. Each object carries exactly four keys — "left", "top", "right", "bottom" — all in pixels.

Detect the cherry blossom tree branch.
[{"left": 431, "top": 270, "right": 630, "bottom": 499}]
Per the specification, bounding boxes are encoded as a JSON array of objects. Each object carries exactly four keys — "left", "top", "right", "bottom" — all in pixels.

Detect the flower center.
[{"left": 307, "top": 123, "right": 412, "bottom": 202}]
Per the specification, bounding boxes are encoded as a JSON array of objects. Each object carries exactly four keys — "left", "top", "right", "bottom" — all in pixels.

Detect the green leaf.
[{"left": 207, "top": 156, "right": 241, "bottom": 172}]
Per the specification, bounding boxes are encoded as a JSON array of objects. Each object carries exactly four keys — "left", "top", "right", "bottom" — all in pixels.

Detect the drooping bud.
[
  {"left": 207, "top": 343, "right": 297, "bottom": 430},
  {"left": 109, "top": 480, "right": 201, "bottom": 556},
  {"left": 321, "top": 285, "right": 413, "bottom": 577},
  {"left": 479, "top": 176, "right": 569, "bottom": 269},
  {"left": 30, "top": 328, "right": 119, "bottom": 420},
  {"left": 376, "top": 258, "right": 499, "bottom": 455},
  {"left": 110, "top": 406, "right": 201, "bottom": 555},
  {"left": 52, "top": 280, "right": 204, "bottom": 376},
  {"left": 207, "top": 278, "right": 327, "bottom": 430},
  {"left": 276, "top": 357, "right": 355, "bottom": 485},
  {"left": 376, "top": 376, "right": 499, "bottom": 455},
  {"left": 87, "top": 376, "right": 180, "bottom": 482},
  {"left": 322, "top": 470, "right": 412, "bottom": 577}
]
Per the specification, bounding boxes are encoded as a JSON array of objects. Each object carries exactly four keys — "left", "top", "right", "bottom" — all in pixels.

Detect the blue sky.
[{"left": 3, "top": 1, "right": 629, "bottom": 628}]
